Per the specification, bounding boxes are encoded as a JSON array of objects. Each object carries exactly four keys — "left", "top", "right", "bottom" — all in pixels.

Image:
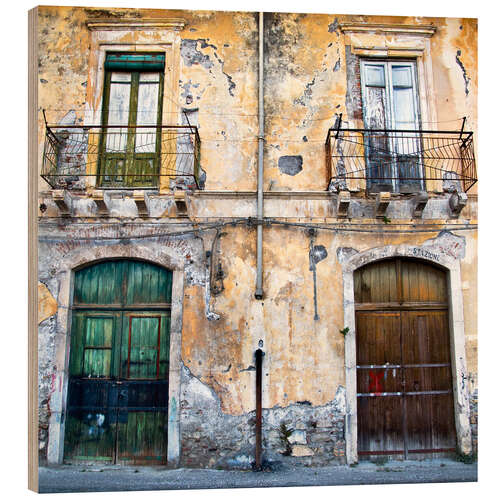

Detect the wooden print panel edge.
[{"left": 28, "top": 6, "right": 39, "bottom": 493}]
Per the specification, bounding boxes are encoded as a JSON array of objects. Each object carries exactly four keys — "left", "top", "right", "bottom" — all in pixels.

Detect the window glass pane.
[
  {"left": 364, "top": 65, "right": 386, "bottom": 87},
  {"left": 135, "top": 81, "right": 159, "bottom": 153},
  {"left": 391, "top": 66, "right": 412, "bottom": 87},
  {"left": 393, "top": 87, "right": 416, "bottom": 128},
  {"left": 363, "top": 87, "right": 388, "bottom": 128},
  {"left": 139, "top": 72, "right": 160, "bottom": 82},
  {"left": 106, "top": 81, "right": 130, "bottom": 152},
  {"left": 110, "top": 72, "right": 131, "bottom": 83}
]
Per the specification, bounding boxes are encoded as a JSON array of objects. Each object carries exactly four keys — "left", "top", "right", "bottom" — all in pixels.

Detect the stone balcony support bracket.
[
  {"left": 337, "top": 190, "right": 351, "bottom": 218},
  {"left": 52, "top": 190, "right": 71, "bottom": 217},
  {"left": 92, "top": 190, "right": 108, "bottom": 216},
  {"left": 449, "top": 190, "right": 468, "bottom": 218},
  {"left": 375, "top": 192, "right": 391, "bottom": 218},
  {"left": 132, "top": 191, "right": 149, "bottom": 217},
  {"left": 411, "top": 191, "right": 429, "bottom": 218},
  {"left": 173, "top": 190, "right": 189, "bottom": 218}
]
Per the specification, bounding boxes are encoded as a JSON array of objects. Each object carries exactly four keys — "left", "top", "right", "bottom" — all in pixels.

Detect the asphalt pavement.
[{"left": 38, "top": 458, "right": 477, "bottom": 493}]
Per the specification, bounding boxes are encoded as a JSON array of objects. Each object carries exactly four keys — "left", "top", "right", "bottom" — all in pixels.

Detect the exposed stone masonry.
[{"left": 180, "top": 364, "right": 347, "bottom": 468}]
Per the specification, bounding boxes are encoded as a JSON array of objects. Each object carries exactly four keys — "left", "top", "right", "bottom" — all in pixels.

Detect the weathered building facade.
[{"left": 34, "top": 6, "right": 477, "bottom": 468}]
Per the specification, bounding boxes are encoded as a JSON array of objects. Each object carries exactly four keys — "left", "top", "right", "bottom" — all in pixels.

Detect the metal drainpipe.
[
  {"left": 254, "top": 348, "right": 264, "bottom": 470},
  {"left": 255, "top": 11, "right": 264, "bottom": 300}
]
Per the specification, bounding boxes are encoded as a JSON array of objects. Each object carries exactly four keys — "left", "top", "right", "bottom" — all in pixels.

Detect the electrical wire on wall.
[{"left": 39, "top": 217, "right": 478, "bottom": 242}]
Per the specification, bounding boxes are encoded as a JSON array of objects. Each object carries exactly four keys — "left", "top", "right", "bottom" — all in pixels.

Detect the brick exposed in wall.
[{"left": 345, "top": 45, "right": 362, "bottom": 121}]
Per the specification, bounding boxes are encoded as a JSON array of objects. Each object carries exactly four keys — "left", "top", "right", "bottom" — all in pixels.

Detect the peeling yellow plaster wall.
[
  {"left": 37, "top": 6, "right": 478, "bottom": 415},
  {"left": 37, "top": 7, "right": 477, "bottom": 194},
  {"left": 180, "top": 223, "right": 477, "bottom": 416}
]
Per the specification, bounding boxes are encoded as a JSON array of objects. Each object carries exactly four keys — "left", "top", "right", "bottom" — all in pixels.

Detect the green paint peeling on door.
[{"left": 64, "top": 260, "right": 172, "bottom": 465}]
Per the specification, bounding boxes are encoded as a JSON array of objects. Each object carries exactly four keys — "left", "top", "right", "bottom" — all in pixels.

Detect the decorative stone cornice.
[
  {"left": 86, "top": 18, "right": 186, "bottom": 31},
  {"left": 339, "top": 23, "right": 437, "bottom": 38}
]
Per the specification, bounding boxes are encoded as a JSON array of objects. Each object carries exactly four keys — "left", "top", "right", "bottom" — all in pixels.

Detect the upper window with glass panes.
[{"left": 360, "top": 61, "right": 424, "bottom": 193}]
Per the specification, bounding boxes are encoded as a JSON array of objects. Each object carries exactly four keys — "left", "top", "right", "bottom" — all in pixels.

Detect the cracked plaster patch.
[
  {"left": 38, "top": 282, "right": 58, "bottom": 324},
  {"left": 422, "top": 230, "right": 466, "bottom": 260}
]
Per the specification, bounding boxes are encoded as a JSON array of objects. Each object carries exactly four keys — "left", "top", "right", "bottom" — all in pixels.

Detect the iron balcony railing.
[
  {"left": 325, "top": 127, "right": 477, "bottom": 193},
  {"left": 42, "top": 124, "right": 202, "bottom": 190}
]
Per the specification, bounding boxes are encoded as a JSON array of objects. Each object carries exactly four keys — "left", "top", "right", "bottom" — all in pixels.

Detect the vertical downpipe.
[
  {"left": 255, "top": 11, "right": 264, "bottom": 300},
  {"left": 254, "top": 348, "right": 264, "bottom": 470}
]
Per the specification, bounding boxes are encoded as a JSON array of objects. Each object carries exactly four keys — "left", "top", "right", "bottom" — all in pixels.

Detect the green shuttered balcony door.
[
  {"left": 98, "top": 53, "right": 165, "bottom": 188},
  {"left": 64, "top": 260, "right": 172, "bottom": 465}
]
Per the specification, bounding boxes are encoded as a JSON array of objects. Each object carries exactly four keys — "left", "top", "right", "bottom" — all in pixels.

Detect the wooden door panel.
[
  {"left": 354, "top": 260, "right": 398, "bottom": 304},
  {"left": 403, "top": 366, "right": 452, "bottom": 393},
  {"left": 64, "top": 380, "right": 117, "bottom": 462},
  {"left": 406, "top": 394, "right": 456, "bottom": 456},
  {"left": 356, "top": 310, "right": 404, "bottom": 455},
  {"left": 117, "top": 411, "right": 168, "bottom": 465},
  {"left": 355, "top": 259, "right": 455, "bottom": 459},
  {"left": 400, "top": 261, "right": 447, "bottom": 304},
  {"left": 402, "top": 310, "right": 455, "bottom": 455},
  {"left": 127, "top": 316, "right": 161, "bottom": 379},
  {"left": 115, "top": 380, "right": 169, "bottom": 464},
  {"left": 356, "top": 311, "right": 401, "bottom": 366},
  {"left": 357, "top": 367, "right": 402, "bottom": 394},
  {"left": 120, "top": 313, "right": 170, "bottom": 379},
  {"left": 116, "top": 313, "right": 170, "bottom": 463},
  {"left": 358, "top": 396, "right": 405, "bottom": 455}
]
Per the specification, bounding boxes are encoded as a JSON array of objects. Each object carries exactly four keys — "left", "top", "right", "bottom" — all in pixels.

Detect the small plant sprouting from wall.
[
  {"left": 279, "top": 423, "right": 294, "bottom": 456},
  {"left": 339, "top": 327, "right": 349, "bottom": 337}
]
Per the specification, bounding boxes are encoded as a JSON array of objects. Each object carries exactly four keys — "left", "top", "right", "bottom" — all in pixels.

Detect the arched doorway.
[
  {"left": 354, "top": 258, "right": 456, "bottom": 459},
  {"left": 64, "top": 259, "right": 172, "bottom": 464}
]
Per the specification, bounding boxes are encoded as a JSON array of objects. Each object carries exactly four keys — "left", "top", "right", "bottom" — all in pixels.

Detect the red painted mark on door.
[{"left": 368, "top": 371, "right": 384, "bottom": 395}]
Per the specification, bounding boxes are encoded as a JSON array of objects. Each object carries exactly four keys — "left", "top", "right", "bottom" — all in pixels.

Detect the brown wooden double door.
[{"left": 355, "top": 259, "right": 456, "bottom": 459}]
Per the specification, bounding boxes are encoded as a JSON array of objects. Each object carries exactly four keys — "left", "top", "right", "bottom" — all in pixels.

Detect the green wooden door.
[
  {"left": 98, "top": 53, "right": 165, "bottom": 188},
  {"left": 64, "top": 260, "right": 172, "bottom": 465}
]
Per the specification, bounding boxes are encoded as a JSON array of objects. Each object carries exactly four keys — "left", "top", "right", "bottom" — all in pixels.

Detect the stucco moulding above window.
[
  {"left": 338, "top": 23, "right": 437, "bottom": 38},
  {"left": 86, "top": 18, "right": 186, "bottom": 31}
]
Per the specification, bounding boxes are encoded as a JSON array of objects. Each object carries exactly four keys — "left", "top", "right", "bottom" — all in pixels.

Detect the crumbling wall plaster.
[{"left": 180, "top": 363, "right": 347, "bottom": 468}]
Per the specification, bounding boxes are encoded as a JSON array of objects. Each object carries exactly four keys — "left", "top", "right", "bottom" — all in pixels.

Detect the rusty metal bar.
[
  {"left": 358, "top": 450, "right": 405, "bottom": 455},
  {"left": 358, "top": 389, "right": 452, "bottom": 397},
  {"left": 357, "top": 363, "right": 451, "bottom": 369},
  {"left": 254, "top": 348, "right": 264, "bottom": 471},
  {"left": 459, "top": 116, "right": 466, "bottom": 140},
  {"left": 357, "top": 392, "right": 403, "bottom": 397},
  {"left": 408, "top": 448, "right": 456, "bottom": 453},
  {"left": 44, "top": 124, "right": 197, "bottom": 129},
  {"left": 330, "top": 127, "right": 474, "bottom": 135},
  {"left": 359, "top": 448, "right": 455, "bottom": 456}
]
